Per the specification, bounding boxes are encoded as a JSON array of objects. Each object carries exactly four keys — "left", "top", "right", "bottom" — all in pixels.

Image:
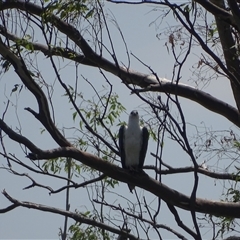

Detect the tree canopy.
[{"left": 1, "top": 0, "right": 240, "bottom": 239}]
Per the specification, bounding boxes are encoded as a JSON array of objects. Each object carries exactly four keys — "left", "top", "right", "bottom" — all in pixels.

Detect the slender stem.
[{"left": 62, "top": 157, "right": 71, "bottom": 240}]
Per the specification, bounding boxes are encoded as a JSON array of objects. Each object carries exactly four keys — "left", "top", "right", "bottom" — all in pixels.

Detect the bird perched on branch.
[{"left": 119, "top": 110, "right": 149, "bottom": 192}]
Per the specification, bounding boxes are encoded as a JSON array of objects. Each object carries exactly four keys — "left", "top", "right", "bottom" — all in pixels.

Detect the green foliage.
[
  {"left": 15, "top": 35, "right": 34, "bottom": 52},
  {"left": 42, "top": 158, "right": 63, "bottom": 174},
  {"left": 148, "top": 128, "right": 158, "bottom": 142},
  {"left": 72, "top": 88, "right": 125, "bottom": 134},
  {"left": 217, "top": 179, "right": 240, "bottom": 237},
  {"left": 207, "top": 22, "right": 218, "bottom": 42},
  {"left": 42, "top": 158, "right": 81, "bottom": 176},
  {"left": 217, "top": 216, "right": 235, "bottom": 239},
  {"left": 0, "top": 35, "right": 35, "bottom": 75},
  {"left": 68, "top": 224, "right": 108, "bottom": 240},
  {"left": 42, "top": 0, "right": 96, "bottom": 23},
  {"left": 77, "top": 138, "right": 88, "bottom": 151},
  {"left": 67, "top": 90, "right": 123, "bottom": 239},
  {"left": 68, "top": 211, "right": 110, "bottom": 240},
  {"left": 44, "top": 86, "right": 125, "bottom": 184},
  {"left": 227, "top": 188, "right": 240, "bottom": 203},
  {"left": 104, "top": 175, "right": 119, "bottom": 188},
  {"left": 44, "top": 85, "right": 125, "bottom": 238},
  {"left": 233, "top": 140, "right": 240, "bottom": 150},
  {"left": 7, "top": 35, "right": 34, "bottom": 56}
]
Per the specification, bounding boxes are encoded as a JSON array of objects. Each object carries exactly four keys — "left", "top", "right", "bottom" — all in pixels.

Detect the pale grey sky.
[{"left": 0, "top": 1, "right": 238, "bottom": 239}]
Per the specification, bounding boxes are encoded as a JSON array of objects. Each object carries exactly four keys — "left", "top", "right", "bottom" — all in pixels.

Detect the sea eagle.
[{"left": 119, "top": 110, "right": 149, "bottom": 192}]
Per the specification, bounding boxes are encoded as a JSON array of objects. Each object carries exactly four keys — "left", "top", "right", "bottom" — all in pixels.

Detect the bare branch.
[
  {"left": 0, "top": 152, "right": 76, "bottom": 184},
  {"left": 1, "top": 190, "right": 138, "bottom": 240},
  {"left": 8, "top": 169, "right": 53, "bottom": 192},
  {"left": 136, "top": 80, "right": 240, "bottom": 126},
  {"left": 144, "top": 164, "right": 240, "bottom": 182},
  {"left": 194, "top": 0, "right": 240, "bottom": 31},
  {"left": 51, "top": 174, "right": 106, "bottom": 194},
  {"left": 0, "top": 25, "right": 95, "bottom": 67},
  {"left": 148, "top": 153, "right": 240, "bottom": 181},
  {"left": 0, "top": 37, "right": 70, "bottom": 147},
  {"left": 167, "top": 203, "right": 199, "bottom": 239},
  {"left": 0, "top": 2, "right": 239, "bottom": 129},
  {"left": 158, "top": 224, "right": 188, "bottom": 240},
  {"left": 108, "top": 0, "right": 238, "bottom": 30},
  {"left": 1, "top": 117, "right": 240, "bottom": 218},
  {"left": 94, "top": 199, "right": 187, "bottom": 239},
  {"left": 0, "top": 203, "right": 18, "bottom": 213},
  {"left": 0, "top": 118, "right": 42, "bottom": 153}
]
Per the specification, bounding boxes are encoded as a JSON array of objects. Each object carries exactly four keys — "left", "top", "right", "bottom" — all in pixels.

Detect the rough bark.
[{"left": 210, "top": 0, "right": 240, "bottom": 112}]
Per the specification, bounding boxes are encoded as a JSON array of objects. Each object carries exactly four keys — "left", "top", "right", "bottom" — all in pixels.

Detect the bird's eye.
[{"left": 131, "top": 110, "right": 138, "bottom": 115}]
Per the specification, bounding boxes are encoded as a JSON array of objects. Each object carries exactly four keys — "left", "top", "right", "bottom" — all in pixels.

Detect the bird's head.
[
  {"left": 128, "top": 110, "right": 139, "bottom": 124},
  {"left": 130, "top": 110, "right": 139, "bottom": 117}
]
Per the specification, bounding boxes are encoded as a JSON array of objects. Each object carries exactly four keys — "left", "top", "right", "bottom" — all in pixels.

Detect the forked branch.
[
  {"left": 1, "top": 118, "right": 240, "bottom": 218},
  {"left": 1, "top": 190, "right": 137, "bottom": 240},
  {"left": 0, "top": 1, "right": 239, "bottom": 128}
]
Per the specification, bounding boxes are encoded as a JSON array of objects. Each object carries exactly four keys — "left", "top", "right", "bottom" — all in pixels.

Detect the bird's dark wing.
[
  {"left": 139, "top": 127, "right": 149, "bottom": 169},
  {"left": 119, "top": 125, "right": 126, "bottom": 169}
]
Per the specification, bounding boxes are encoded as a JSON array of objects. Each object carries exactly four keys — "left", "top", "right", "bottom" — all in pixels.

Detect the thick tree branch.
[
  {"left": 1, "top": 190, "right": 137, "bottom": 240},
  {"left": 227, "top": 0, "right": 240, "bottom": 30},
  {"left": 194, "top": 0, "right": 240, "bottom": 31},
  {"left": 1, "top": 118, "right": 240, "bottom": 218},
  {"left": 210, "top": 0, "right": 240, "bottom": 111},
  {"left": 0, "top": 152, "right": 76, "bottom": 184},
  {"left": 0, "top": 37, "right": 70, "bottom": 147},
  {"left": 0, "top": 118, "right": 42, "bottom": 153},
  {"left": 0, "top": 2, "right": 239, "bottom": 128},
  {"left": 0, "top": 1, "right": 157, "bottom": 87},
  {"left": 0, "top": 25, "right": 96, "bottom": 66},
  {"left": 135, "top": 80, "right": 240, "bottom": 127},
  {"left": 25, "top": 148, "right": 240, "bottom": 218},
  {"left": 1, "top": 28, "right": 239, "bottom": 129},
  {"left": 1, "top": 0, "right": 240, "bottom": 238}
]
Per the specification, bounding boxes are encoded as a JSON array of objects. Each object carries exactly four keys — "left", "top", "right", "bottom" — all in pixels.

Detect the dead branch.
[{"left": 1, "top": 189, "right": 138, "bottom": 240}]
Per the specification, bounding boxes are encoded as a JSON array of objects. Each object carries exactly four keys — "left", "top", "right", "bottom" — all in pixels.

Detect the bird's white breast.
[{"left": 124, "top": 125, "right": 142, "bottom": 167}]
